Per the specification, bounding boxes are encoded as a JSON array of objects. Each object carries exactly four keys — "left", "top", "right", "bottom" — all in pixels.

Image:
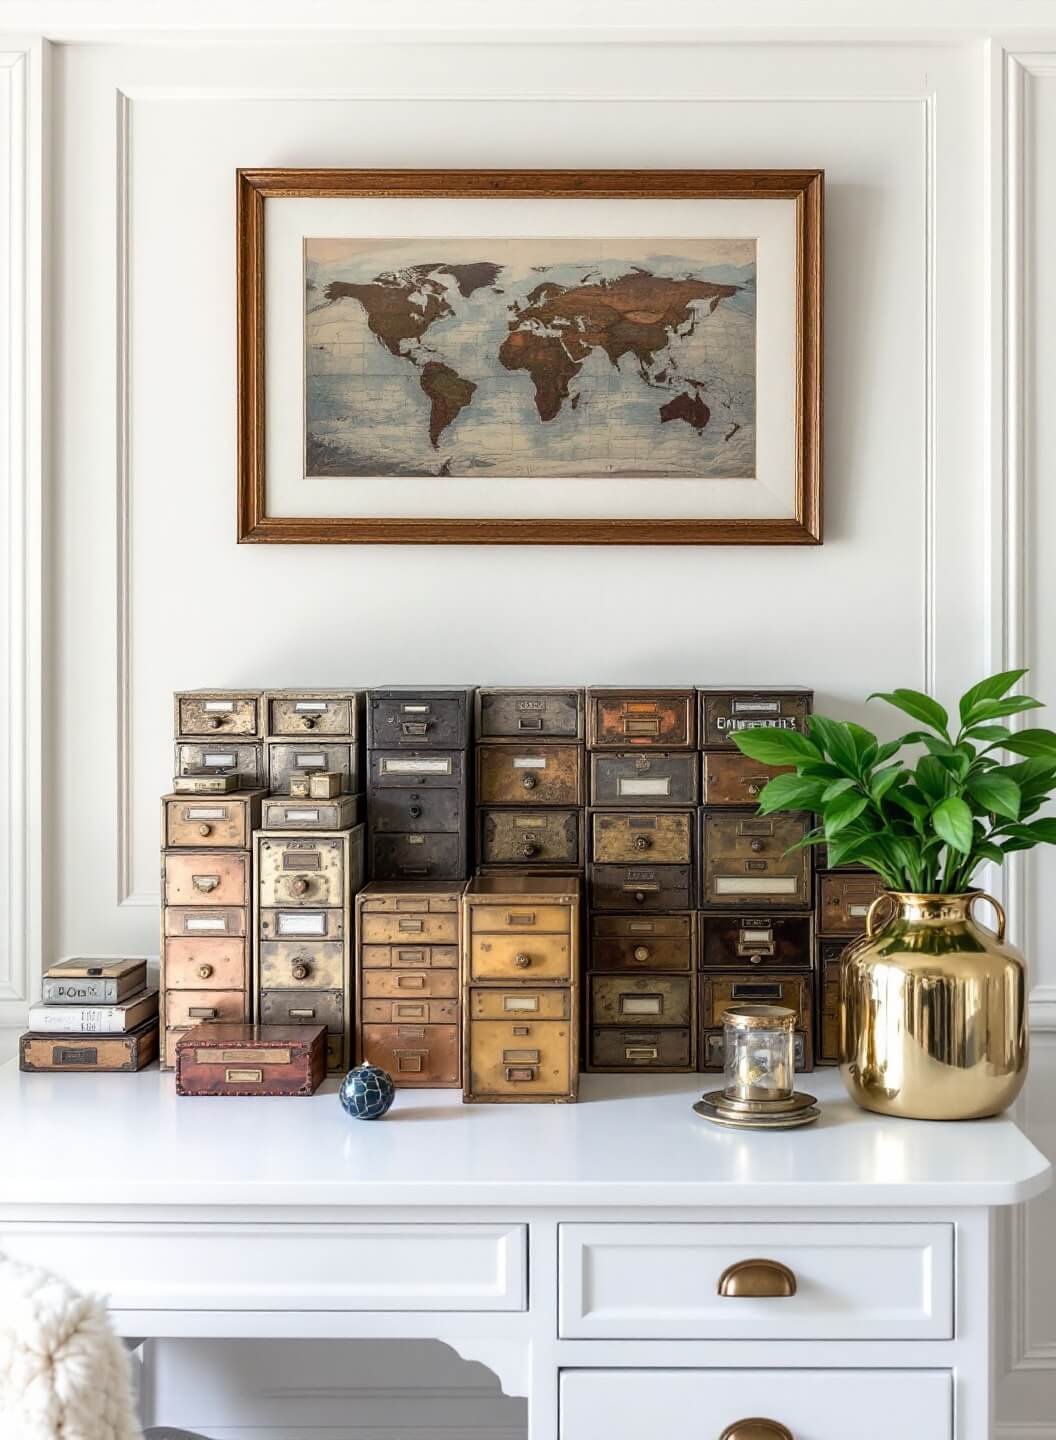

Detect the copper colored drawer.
[
  {"left": 360, "top": 943, "right": 458, "bottom": 970},
  {"left": 163, "top": 792, "right": 263, "bottom": 849},
  {"left": 476, "top": 744, "right": 584, "bottom": 806},
  {"left": 590, "top": 973, "right": 693, "bottom": 1028},
  {"left": 163, "top": 937, "right": 246, "bottom": 991},
  {"left": 361, "top": 969, "right": 458, "bottom": 1000},
  {"left": 469, "top": 987, "right": 571, "bottom": 1021},
  {"left": 701, "top": 753, "right": 792, "bottom": 807},
  {"left": 360, "top": 911, "right": 459, "bottom": 945},
  {"left": 164, "top": 906, "right": 246, "bottom": 939},
  {"left": 165, "top": 989, "right": 248, "bottom": 1028},
  {"left": 258, "top": 940, "right": 346, "bottom": 992},
  {"left": 818, "top": 873, "right": 888, "bottom": 935},
  {"left": 469, "top": 932, "right": 572, "bottom": 983},
  {"left": 163, "top": 851, "right": 249, "bottom": 908},
  {"left": 468, "top": 903, "right": 571, "bottom": 935},
  {"left": 361, "top": 998, "right": 459, "bottom": 1025},
  {"left": 587, "top": 689, "right": 696, "bottom": 750},
  {"left": 360, "top": 1023, "right": 459, "bottom": 1086}
]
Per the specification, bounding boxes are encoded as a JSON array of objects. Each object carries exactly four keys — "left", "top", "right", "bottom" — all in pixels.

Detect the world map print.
[{"left": 304, "top": 238, "right": 756, "bottom": 479}]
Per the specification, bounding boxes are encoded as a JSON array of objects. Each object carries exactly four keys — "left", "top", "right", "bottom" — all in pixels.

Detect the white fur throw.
[{"left": 0, "top": 1253, "right": 143, "bottom": 1440}]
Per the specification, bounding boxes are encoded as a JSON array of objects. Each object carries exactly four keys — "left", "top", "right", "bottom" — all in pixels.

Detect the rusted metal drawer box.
[
  {"left": 817, "top": 937, "right": 848, "bottom": 1064},
  {"left": 256, "top": 835, "right": 351, "bottom": 909},
  {"left": 701, "top": 753, "right": 792, "bottom": 807},
  {"left": 176, "top": 1022, "right": 327, "bottom": 1097},
  {"left": 699, "top": 687, "right": 813, "bottom": 750},
  {"left": 590, "top": 914, "right": 695, "bottom": 972},
  {"left": 589, "top": 865, "right": 694, "bottom": 913},
  {"left": 175, "top": 741, "right": 265, "bottom": 790},
  {"left": 367, "top": 687, "right": 474, "bottom": 750},
  {"left": 362, "top": 969, "right": 459, "bottom": 1000},
  {"left": 267, "top": 741, "right": 359, "bottom": 796},
  {"left": 361, "top": 997, "right": 459, "bottom": 1025},
  {"left": 479, "top": 809, "right": 582, "bottom": 868},
  {"left": 359, "top": 911, "right": 458, "bottom": 946},
  {"left": 590, "top": 752, "right": 698, "bottom": 807},
  {"left": 264, "top": 690, "right": 363, "bottom": 739},
  {"left": 162, "top": 850, "right": 249, "bottom": 908},
  {"left": 700, "top": 913, "right": 813, "bottom": 970},
  {"left": 369, "top": 750, "right": 465, "bottom": 788},
  {"left": 477, "top": 743, "right": 584, "bottom": 806},
  {"left": 359, "top": 1023, "right": 460, "bottom": 1085},
  {"left": 261, "top": 795, "right": 362, "bottom": 831},
  {"left": 175, "top": 690, "right": 262, "bottom": 739},
  {"left": 163, "top": 937, "right": 246, "bottom": 991},
  {"left": 590, "top": 810, "right": 694, "bottom": 866},
  {"left": 818, "top": 872, "right": 888, "bottom": 935},
  {"left": 166, "top": 989, "right": 249, "bottom": 1028},
  {"left": 700, "top": 971, "right": 813, "bottom": 1030},
  {"left": 469, "top": 932, "right": 572, "bottom": 984},
  {"left": 700, "top": 811, "right": 812, "bottom": 909},
  {"left": 371, "top": 832, "right": 466, "bottom": 882},
  {"left": 370, "top": 787, "right": 466, "bottom": 834},
  {"left": 258, "top": 988, "right": 345, "bottom": 1035},
  {"left": 465, "top": 1017, "right": 574, "bottom": 1102},
  {"left": 258, "top": 940, "right": 346, "bottom": 992},
  {"left": 477, "top": 687, "right": 584, "bottom": 740},
  {"left": 587, "top": 688, "right": 696, "bottom": 750},
  {"left": 163, "top": 790, "right": 264, "bottom": 849},
  {"left": 589, "top": 1027, "right": 693, "bottom": 1071},
  {"left": 590, "top": 973, "right": 693, "bottom": 1028},
  {"left": 164, "top": 906, "right": 246, "bottom": 939}
]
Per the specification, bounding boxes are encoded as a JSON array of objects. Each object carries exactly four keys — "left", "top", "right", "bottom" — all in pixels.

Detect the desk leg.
[{"left": 528, "top": 1218, "right": 560, "bottom": 1440}]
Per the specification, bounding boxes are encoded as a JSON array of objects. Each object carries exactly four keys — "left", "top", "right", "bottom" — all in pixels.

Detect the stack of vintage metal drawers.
[
  {"left": 698, "top": 688, "right": 816, "bottom": 1071},
  {"left": 161, "top": 690, "right": 267, "bottom": 1070},
  {"left": 585, "top": 689, "right": 699, "bottom": 1072},
  {"left": 354, "top": 881, "right": 465, "bottom": 1087},
  {"left": 462, "top": 875, "right": 581, "bottom": 1102},
  {"left": 253, "top": 690, "right": 367, "bottom": 1075},
  {"left": 475, "top": 689, "right": 585, "bottom": 873},
  {"left": 814, "top": 859, "right": 887, "bottom": 1065},
  {"left": 366, "top": 687, "right": 475, "bottom": 881}
]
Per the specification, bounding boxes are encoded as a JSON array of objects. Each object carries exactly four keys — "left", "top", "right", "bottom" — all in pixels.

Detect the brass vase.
[{"left": 840, "top": 890, "right": 1027, "bottom": 1120}]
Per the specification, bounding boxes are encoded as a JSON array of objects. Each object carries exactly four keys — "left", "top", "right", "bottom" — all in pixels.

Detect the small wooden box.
[
  {"left": 20, "top": 1018, "right": 159, "bottom": 1073},
  {"left": 175, "top": 1022, "right": 327, "bottom": 1096}
]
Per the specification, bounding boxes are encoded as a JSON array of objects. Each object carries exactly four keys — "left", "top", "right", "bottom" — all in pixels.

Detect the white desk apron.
[{"left": 0, "top": 1066, "right": 1048, "bottom": 1440}]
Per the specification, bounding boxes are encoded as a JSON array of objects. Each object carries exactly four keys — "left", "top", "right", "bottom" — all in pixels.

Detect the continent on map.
[{"left": 419, "top": 362, "right": 477, "bottom": 449}]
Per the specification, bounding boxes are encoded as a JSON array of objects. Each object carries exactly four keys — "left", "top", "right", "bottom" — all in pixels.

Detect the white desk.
[{"left": 0, "top": 1064, "right": 1049, "bottom": 1440}]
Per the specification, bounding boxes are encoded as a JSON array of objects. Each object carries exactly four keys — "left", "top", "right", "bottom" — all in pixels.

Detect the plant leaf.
[
  {"left": 870, "top": 763, "right": 905, "bottom": 803},
  {"left": 1000, "top": 819, "right": 1056, "bottom": 846},
  {"left": 874, "top": 738, "right": 904, "bottom": 764},
  {"left": 965, "top": 696, "right": 1044, "bottom": 724},
  {"left": 1000, "top": 729, "right": 1056, "bottom": 759},
  {"left": 963, "top": 723, "right": 1013, "bottom": 743},
  {"left": 931, "top": 796, "right": 975, "bottom": 854},
  {"left": 965, "top": 770, "right": 1021, "bottom": 820},
  {"left": 915, "top": 755, "right": 950, "bottom": 802},
  {"left": 869, "top": 688, "right": 950, "bottom": 737},
  {"left": 824, "top": 790, "right": 870, "bottom": 837},
  {"left": 821, "top": 777, "right": 858, "bottom": 802},
  {"left": 958, "top": 668, "right": 1029, "bottom": 725},
  {"left": 732, "top": 728, "right": 821, "bottom": 766},
  {"left": 753, "top": 773, "right": 829, "bottom": 814}
]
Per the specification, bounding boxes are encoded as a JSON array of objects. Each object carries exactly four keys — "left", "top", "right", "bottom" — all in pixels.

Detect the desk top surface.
[{"left": 0, "top": 1064, "right": 1048, "bottom": 1210}]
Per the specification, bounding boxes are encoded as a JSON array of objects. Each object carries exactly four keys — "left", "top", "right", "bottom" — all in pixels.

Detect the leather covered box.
[
  {"left": 20, "top": 1018, "right": 159, "bottom": 1073},
  {"left": 175, "top": 1022, "right": 326, "bottom": 1096}
]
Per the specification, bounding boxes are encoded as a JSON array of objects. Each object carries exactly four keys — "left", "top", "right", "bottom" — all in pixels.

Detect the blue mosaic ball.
[{"left": 339, "top": 1062, "right": 396, "bottom": 1120}]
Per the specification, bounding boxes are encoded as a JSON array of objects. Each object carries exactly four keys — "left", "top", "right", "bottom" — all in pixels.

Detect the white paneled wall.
[{"left": 0, "top": 8, "right": 1054, "bottom": 1435}]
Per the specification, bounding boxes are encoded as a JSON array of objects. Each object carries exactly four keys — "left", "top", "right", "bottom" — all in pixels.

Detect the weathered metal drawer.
[
  {"left": 818, "top": 872, "right": 887, "bottom": 934},
  {"left": 469, "top": 988, "right": 571, "bottom": 1021},
  {"left": 367, "top": 688, "right": 473, "bottom": 749},
  {"left": 361, "top": 997, "right": 459, "bottom": 1025},
  {"left": 469, "top": 932, "right": 572, "bottom": 983},
  {"left": 261, "top": 795, "right": 362, "bottom": 831},
  {"left": 369, "top": 750, "right": 465, "bottom": 788},
  {"left": 257, "top": 836, "right": 348, "bottom": 909},
  {"left": 701, "top": 752, "right": 791, "bottom": 806},
  {"left": 361, "top": 969, "right": 458, "bottom": 1000},
  {"left": 163, "top": 851, "right": 249, "bottom": 908},
  {"left": 370, "top": 787, "right": 465, "bottom": 834},
  {"left": 700, "top": 913, "right": 813, "bottom": 970},
  {"left": 700, "top": 970, "right": 813, "bottom": 1029},
  {"left": 265, "top": 690, "right": 362, "bottom": 739},
  {"left": 164, "top": 906, "right": 246, "bottom": 939},
  {"left": 591, "top": 810, "right": 694, "bottom": 866},
  {"left": 818, "top": 938, "right": 847, "bottom": 1064},
  {"left": 175, "top": 690, "right": 262, "bottom": 739},
  {"left": 360, "top": 943, "right": 458, "bottom": 970},
  {"left": 360, "top": 1023, "right": 460, "bottom": 1085},
  {"left": 701, "top": 1026, "right": 812, "bottom": 1072},
  {"left": 590, "top": 914, "right": 695, "bottom": 972},
  {"left": 165, "top": 989, "right": 248, "bottom": 1027},
  {"left": 477, "top": 687, "right": 583, "bottom": 740},
  {"left": 477, "top": 743, "right": 583, "bottom": 806},
  {"left": 700, "top": 811, "right": 812, "bottom": 908},
  {"left": 699, "top": 686, "right": 813, "bottom": 750},
  {"left": 359, "top": 910, "right": 459, "bottom": 945},
  {"left": 267, "top": 741, "right": 358, "bottom": 795},
  {"left": 558, "top": 1224, "right": 953, "bottom": 1342},
  {"left": 358, "top": 886, "right": 461, "bottom": 915},
  {"left": 589, "top": 865, "right": 693, "bottom": 913},
  {"left": 259, "top": 908, "right": 345, "bottom": 943},
  {"left": 175, "top": 741, "right": 265, "bottom": 789},
  {"left": 590, "top": 973, "right": 692, "bottom": 1027},
  {"left": 371, "top": 832, "right": 466, "bottom": 882},
  {"left": 258, "top": 940, "right": 346, "bottom": 991},
  {"left": 587, "top": 688, "right": 696, "bottom": 750},
  {"left": 590, "top": 752, "right": 698, "bottom": 807},
  {"left": 466, "top": 1017, "right": 574, "bottom": 1101},
  {"left": 163, "top": 937, "right": 246, "bottom": 991},
  {"left": 589, "top": 1027, "right": 693, "bottom": 1070},
  {"left": 479, "top": 809, "right": 582, "bottom": 867},
  {"left": 259, "top": 988, "right": 345, "bottom": 1035},
  {"left": 163, "top": 791, "right": 263, "bottom": 849},
  {"left": 468, "top": 903, "right": 571, "bottom": 934}
]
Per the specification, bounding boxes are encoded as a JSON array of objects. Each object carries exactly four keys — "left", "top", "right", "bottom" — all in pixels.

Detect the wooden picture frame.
[{"left": 237, "top": 169, "right": 823, "bottom": 546}]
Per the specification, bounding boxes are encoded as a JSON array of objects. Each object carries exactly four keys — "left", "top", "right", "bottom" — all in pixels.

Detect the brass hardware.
[
  {"left": 634, "top": 891, "right": 646, "bottom": 903},
  {"left": 192, "top": 875, "right": 220, "bottom": 893},
  {"left": 522, "top": 773, "right": 537, "bottom": 790},
  {"left": 514, "top": 953, "right": 532, "bottom": 968},
  {"left": 718, "top": 1258, "right": 797, "bottom": 1298},
  {"left": 506, "top": 912, "right": 535, "bottom": 925},
  {"left": 289, "top": 1007, "right": 315, "bottom": 1018},
  {"left": 207, "top": 716, "right": 223, "bottom": 729},
  {"left": 397, "top": 973, "right": 427, "bottom": 988},
  {"left": 632, "top": 835, "right": 651, "bottom": 850},
  {"left": 188, "top": 1006, "right": 219, "bottom": 1019},
  {"left": 291, "top": 877, "right": 309, "bottom": 896},
  {"left": 750, "top": 839, "right": 765, "bottom": 853},
  {"left": 747, "top": 781, "right": 762, "bottom": 796},
  {"left": 290, "top": 960, "right": 310, "bottom": 981},
  {"left": 197, "top": 823, "right": 212, "bottom": 837},
  {"left": 398, "top": 918, "right": 424, "bottom": 932},
  {"left": 301, "top": 715, "right": 316, "bottom": 728},
  {"left": 625, "top": 1045, "right": 659, "bottom": 1061},
  {"left": 719, "top": 1421, "right": 794, "bottom": 1440},
  {"left": 633, "top": 945, "right": 650, "bottom": 962},
  {"left": 225, "top": 1067, "right": 263, "bottom": 1083},
  {"left": 520, "top": 842, "right": 538, "bottom": 858},
  {"left": 196, "top": 963, "right": 213, "bottom": 980},
  {"left": 505, "top": 1065, "right": 537, "bottom": 1082}
]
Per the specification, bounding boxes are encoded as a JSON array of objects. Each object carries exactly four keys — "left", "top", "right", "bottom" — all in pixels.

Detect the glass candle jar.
[{"left": 723, "top": 1005, "right": 797, "bottom": 1103}]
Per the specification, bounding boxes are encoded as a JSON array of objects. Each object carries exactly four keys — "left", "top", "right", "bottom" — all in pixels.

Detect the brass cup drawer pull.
[
  {"left": 718, "top": 1259, "right": 797, "bottom": 1298},
  {"left": 192, "top": 875, "right": 220, "bottom": 893},
  {"left": 720, "top": 1422, "right": 793, "bottom": 1440}
]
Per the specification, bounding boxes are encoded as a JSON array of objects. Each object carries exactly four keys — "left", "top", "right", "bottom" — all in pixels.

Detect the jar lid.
[{"left": 722, "top": 1004, "right": 796, "bottom": 1029}]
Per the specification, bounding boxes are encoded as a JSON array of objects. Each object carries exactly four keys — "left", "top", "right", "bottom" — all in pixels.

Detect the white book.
[{"left": 27, "top": 989, "right": 159, "bottom": 1034}]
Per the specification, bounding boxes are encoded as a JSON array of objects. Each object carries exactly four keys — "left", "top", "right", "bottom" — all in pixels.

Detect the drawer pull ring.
[
  {"left": 718, "top": 1259, "right": 797, "bottom": 1298},
  {"left": 196, "top": 963, "right": 213, "bottom": 980},
  {"left": 719, "top": 1423, "right": 793, "bottom": 1440}
]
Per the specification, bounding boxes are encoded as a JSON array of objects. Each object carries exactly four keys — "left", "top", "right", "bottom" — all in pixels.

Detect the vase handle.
[
  {"left": 970, "top": 890, "right": 1006, "bottom": 942},
  {"left": 865, "top": 892, "right": 895, "bottom": 938}
]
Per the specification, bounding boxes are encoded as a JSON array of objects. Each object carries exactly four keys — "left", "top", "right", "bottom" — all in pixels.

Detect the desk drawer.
[
  {"left": 0, "top": 1222, "right": 526, "bottom": 1313},
  {"left": 558, "top": 1222, "right": 953, "bottom": 1340},
  {"left": 560, "top": 1369, "right": 951, "bottom": 1440}
]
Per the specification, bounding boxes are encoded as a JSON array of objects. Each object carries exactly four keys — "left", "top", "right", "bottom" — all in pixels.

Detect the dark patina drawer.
[
  {"left": 589, "top": 1026, "right": 693, "bottom": 1071},
  {"left": 586, "top": 689, "right": 696, "bottom": 750},
  {"left": 477, "top": 743, "right": 584, "bottom": 806},
  {"left": 476, "top": 688, "right": 584, "bottom": 740},
  {"left": 701, "top": 752, "right": 792, "bottom": 806},
  {"left": 591, "top": 810, "right": 694, "bottom": 866},
  {"left": 589, "top": 864, "right": 694, "bottom": 912},
  {"left": 817, "top": 873, "right": 888, "bottom": 935},
  {"left": 590, "top": 913, "right": 695, "bottom": 972},
  {"left": 369, "top": 750, "right": 465, "bottom": 789},
  {"left": 700, "top": 914, "right": 813, "bottom": 970},
  {"left": 590, "top": 752, "right": 698, "bottom": 807},
  {"left": 700, "top": 810, "right": 812, "bottom": 909},
  {"left": 371, "top": 832, "right": 466, "bottom": 882},
  {"left": 700, "top": 971, "right": 813, "bottom": 1030},
  {"left": 590, "top": 973, "right": 693, "bottom": 1028},
  {"left": 174, "top": 741, "right": 265, "bottom": 789},
  {"left": 367, "top": 688, "right": 474, "bottom": 750},
  {"left": 817, "top": 937, "right": 848, "bottom": 1065},
  {"left": 369, "top": 787, "right": 466, "bottom": 834},
  {"left": 479, "top": 809, "right": 582, "bottom": 867},
  {"left": 699, "top": 687, "right": 813, "bottom": 750},
  {"left": 259, "top": 988, "right": 345, "bottom": 1035}
]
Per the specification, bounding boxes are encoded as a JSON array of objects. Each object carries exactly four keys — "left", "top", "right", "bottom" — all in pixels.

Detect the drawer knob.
[
  {"left": 719, "top": 1423, "right": 793, "bottom": 1440},
  {"left": 633, "top": 945, "right": 650, "bottom": 962},
  {"left": 747, "top": 782, "right": 762, "bottom": 797},
  {"left": 632, "top": 834, "right": 652, "bottom": 850},
  {"left": 633, "top": 890, "right": 646, "bottom": 904},
  {"left": 207, "top": 716, "right": 223, "bottom": 730},
  {"left": 520, "top": 842, "right": 538, "bottom": 858},
  {"left": 197, "top": 823, "right": 212, "bottom": 837},
  {"left": 291, "top": 877, "right": 310, "bottom": 896},
  {"left": 409, "top": 805, "right": 422, "bottom": 818},
  {"left": 514, "top": 952, "right": 532, "bottom": 968},
  {"left": 301, "top": 715, "right": 316, "bottom": 729},
  {"left": 750, "top": 839, "right": 765, "bottom": 853},
  {"left": 196, "top": 963, "right": 213, "bottom": 980},
  {"left": 291, "top": 960, "right": 310, "bottom": 981},
  {"left": 718, "top": 1259, "right": 797, "bottom": 1298},
  {"left": 522, "top": 773, "right": 537, "bottom": 790}
]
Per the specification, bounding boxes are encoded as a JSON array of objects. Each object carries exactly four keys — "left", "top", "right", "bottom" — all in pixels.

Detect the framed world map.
[{"left": 237, "top": 169, "right": 822, "bottom": 545}]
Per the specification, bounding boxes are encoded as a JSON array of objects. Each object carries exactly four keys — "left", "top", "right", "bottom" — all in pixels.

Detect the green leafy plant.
[{"left": 732, "top": 670, "right": 1056, "bottom": 894}]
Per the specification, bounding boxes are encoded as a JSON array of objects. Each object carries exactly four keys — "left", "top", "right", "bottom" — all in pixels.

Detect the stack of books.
[{"left": 19, "top": 958, "right": 159, "bottom": 1072}]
